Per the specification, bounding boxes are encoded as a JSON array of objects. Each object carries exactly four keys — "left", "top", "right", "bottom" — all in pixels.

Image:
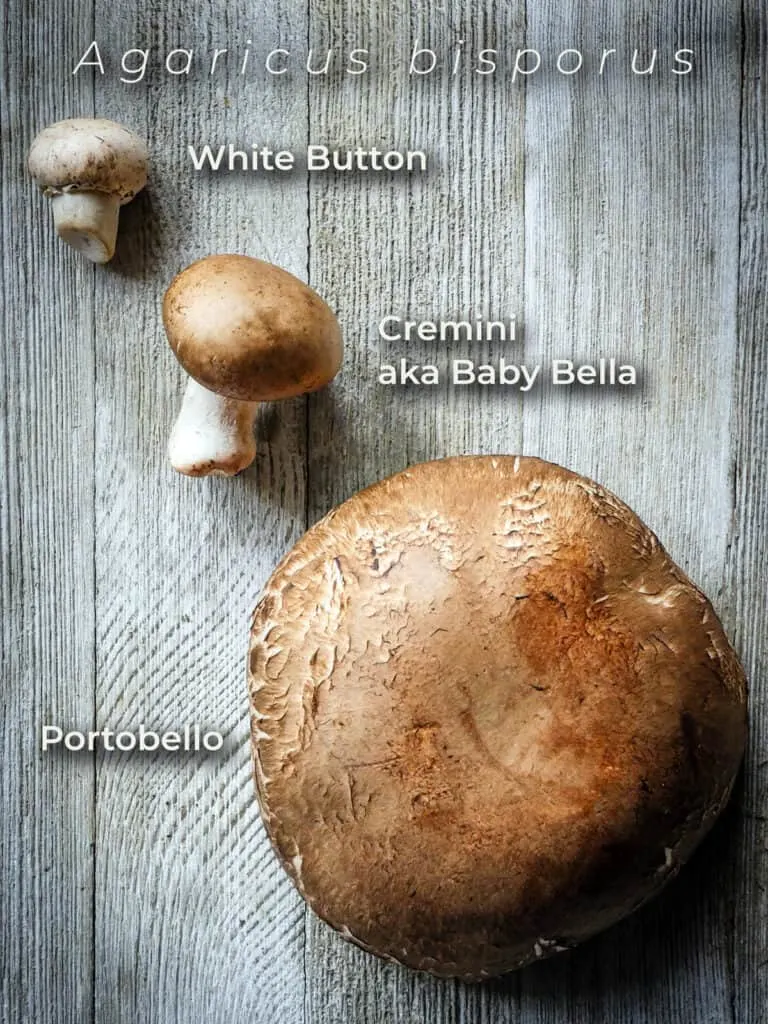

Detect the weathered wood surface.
[
  {"left": 2, "top": 1, "right": 766, "bottom": 1022},
  {"left": 88, "top": 2, "right": 310, "bottom": 1022},
  {"left": 1, "top": 3, "right": 96, "bottom": 1022}
]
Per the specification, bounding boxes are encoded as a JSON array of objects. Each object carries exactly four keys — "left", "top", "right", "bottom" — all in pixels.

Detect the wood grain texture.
[
  {"left": 87, "top": 3, "right": 309, "bottom": 1022},
  {"left": 731, "top": 5, "right": 768, "bottom": 1022},
  {"left": 305, "top": 2, "right": 528, "bottom": 1020},
  {"left": 2, "top": 0, "right": 767, "bottom": 1021},
  {"left": 518, "top": 4, "right": 743, "bottom": 1021},
  {"left": 1, "top": 3, "right": 97, "bottom": 1022}
]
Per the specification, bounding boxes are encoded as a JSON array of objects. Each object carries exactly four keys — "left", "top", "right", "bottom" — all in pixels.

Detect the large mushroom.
[
  {"left": 249, "top": 455, "right": 747, "bottom": 980},
  {"left": 28, "top": 118, "right": 148, "bottom": 262},
  {"left": 163, "top": 255, "right": 343, "bottom": 476}
]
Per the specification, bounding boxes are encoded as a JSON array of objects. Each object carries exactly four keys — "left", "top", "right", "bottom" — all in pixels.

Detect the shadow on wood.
[{"left": 483, "top": 769, "right": 746, "bottom": 1005}]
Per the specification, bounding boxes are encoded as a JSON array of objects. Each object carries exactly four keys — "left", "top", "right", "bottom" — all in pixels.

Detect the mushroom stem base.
[
  {"left": 51, "top": 192, "right": 120, "bottom": 263},
  {"left": 169, "top": 377, "right": 259, "bottom": 477}
]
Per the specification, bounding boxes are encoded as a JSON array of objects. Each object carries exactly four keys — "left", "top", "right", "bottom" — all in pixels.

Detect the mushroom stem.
[
  {"left": 51, "top": 191, "right": 120, "bottom": 263},
  {"left": 168, "top": 377, "right": 258, "bottom": 477}
]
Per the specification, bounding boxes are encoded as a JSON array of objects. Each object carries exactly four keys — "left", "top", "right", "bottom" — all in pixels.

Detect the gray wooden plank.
[
  {"left": 0, "top": 2, "right": 97, "bottom": 1022},
  {"left": 85, "top": 4, "right": 310, "bottom": 1021},
  {"left": 731, "top": 5, "right": 768, "bottom": 1022},
  {"left": 305, "top": 2, "right": 526, "bottom": 1021},
  {"left": 519, "top": 3, "right": 744, "bottom": 1023}
]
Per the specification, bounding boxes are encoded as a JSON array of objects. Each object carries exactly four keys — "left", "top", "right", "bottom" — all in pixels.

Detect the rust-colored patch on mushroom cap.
[
  {"left": 248, "top": 456, "right": 747, "bottom": 980},
  {"left": 162, "top": 255, "right": 343, "bottom": 402}
]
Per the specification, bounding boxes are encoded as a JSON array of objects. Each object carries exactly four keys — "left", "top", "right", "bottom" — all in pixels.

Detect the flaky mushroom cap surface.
[
  {"left": 249, "top": 456, "right": 747, "bottom": 981},
  {"left": 27, "top": 118, "right": 148, "bottom": 201},
  {"left": 163, "top": 255, "right": 343, "bottom": 402}
]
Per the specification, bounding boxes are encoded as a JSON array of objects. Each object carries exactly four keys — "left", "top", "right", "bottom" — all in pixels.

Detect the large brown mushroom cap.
[
  {"left": 163, "top": 255, "right": 343, "bottom": 402},
  {"left": 27, "top": 118, "right": 148, "bottom": 202},
  {"left": 249, "top": 456, "right": 747, "bottom": 980}
]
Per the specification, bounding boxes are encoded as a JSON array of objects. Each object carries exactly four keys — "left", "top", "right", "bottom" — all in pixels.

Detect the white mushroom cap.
[
  {"left": 28, "top": 118, "right": 148, "bottom": 201},
  {"left": 28, "top": 118, "right": 148, "bottom": 262}
]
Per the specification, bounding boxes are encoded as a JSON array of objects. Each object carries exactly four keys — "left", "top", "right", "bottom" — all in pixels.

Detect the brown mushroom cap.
[
  {"left": 163, "top": 255, "right": 343, "bottom": 402},
  {"left": 249, "top": 456, "right": 747, "bottom": 980},
  {"left": 27, "top": 118, "right": 148, "bottom": 202}
]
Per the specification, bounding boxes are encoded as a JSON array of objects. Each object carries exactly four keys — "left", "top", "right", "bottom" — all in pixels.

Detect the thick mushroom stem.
[
  {"left": 168, "top": 377, "right": 258, "bottom": 477},
  {"left": 50, "top": 192, "right": 120, "bottom": 263}
]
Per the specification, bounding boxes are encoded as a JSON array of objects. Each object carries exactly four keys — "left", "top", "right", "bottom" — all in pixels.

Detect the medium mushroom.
[
  {"left": 163, "top": 254, "right": 342, "bottom": 476},
  {"left": 28, "top": 118, "right": 148, "bottom": 263},
  {"left": 249, "top": 455, "right": 747, "bottom": 980}
]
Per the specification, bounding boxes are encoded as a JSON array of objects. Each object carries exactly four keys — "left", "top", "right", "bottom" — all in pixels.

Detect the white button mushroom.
[
  {"left": 28, "top": 118, "right": 148, "bottom": 263},
  {"left": 163, "top": 255, "right": 343, "bottom": 477}
]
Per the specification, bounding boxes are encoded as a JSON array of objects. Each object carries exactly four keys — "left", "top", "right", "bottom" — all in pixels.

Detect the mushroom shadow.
[
  {"left": 481, "top": 773, "right": 746, "bottom": 1007},
  {"left": 106, "top": 185, "right": 166, "bottom": 280}
]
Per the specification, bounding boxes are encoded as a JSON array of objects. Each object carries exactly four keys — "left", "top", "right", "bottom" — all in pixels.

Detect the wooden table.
[{"left": 3, "top": 2, "right": 766, "bottom": 1021}]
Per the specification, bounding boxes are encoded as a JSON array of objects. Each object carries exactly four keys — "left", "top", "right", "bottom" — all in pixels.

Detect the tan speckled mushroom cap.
[
  {"left": 163, "top": 255, "right": 343, "bottom": 403},
  {"left": 27, "top": 118, "right": 148, "bottom": 201},
  {"left": 249, "top": 455, "right": 747, "bottom": 980}
]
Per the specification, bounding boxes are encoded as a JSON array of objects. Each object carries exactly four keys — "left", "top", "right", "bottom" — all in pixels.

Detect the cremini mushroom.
[
  {"left": 249, "top": 455, "right": 747, "bottom": 980},
  {"left": 163, "top": 254, "right": 343, "bottom": 476},
  {"left": 28, "top": 118, "right": 148, "bottom": 263}
]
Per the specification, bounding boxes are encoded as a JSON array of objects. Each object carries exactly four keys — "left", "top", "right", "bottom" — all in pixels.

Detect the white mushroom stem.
[
  {"left": 51, "top": 192, "right": 120, "bottom": 264},
  {"left": 168, "top": 377, "right": 258, "bottom": 477}
]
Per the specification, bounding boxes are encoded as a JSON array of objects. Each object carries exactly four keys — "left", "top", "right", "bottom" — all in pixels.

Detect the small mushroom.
[
  {"left": 28, "top": 118, "right": 148, "bottom": 263},
  {"left": 249, "top": 455, "right": 747, "bottom": 980},
  {"left": 163, "top": 254, "right": 343, "bottom": 477}
]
